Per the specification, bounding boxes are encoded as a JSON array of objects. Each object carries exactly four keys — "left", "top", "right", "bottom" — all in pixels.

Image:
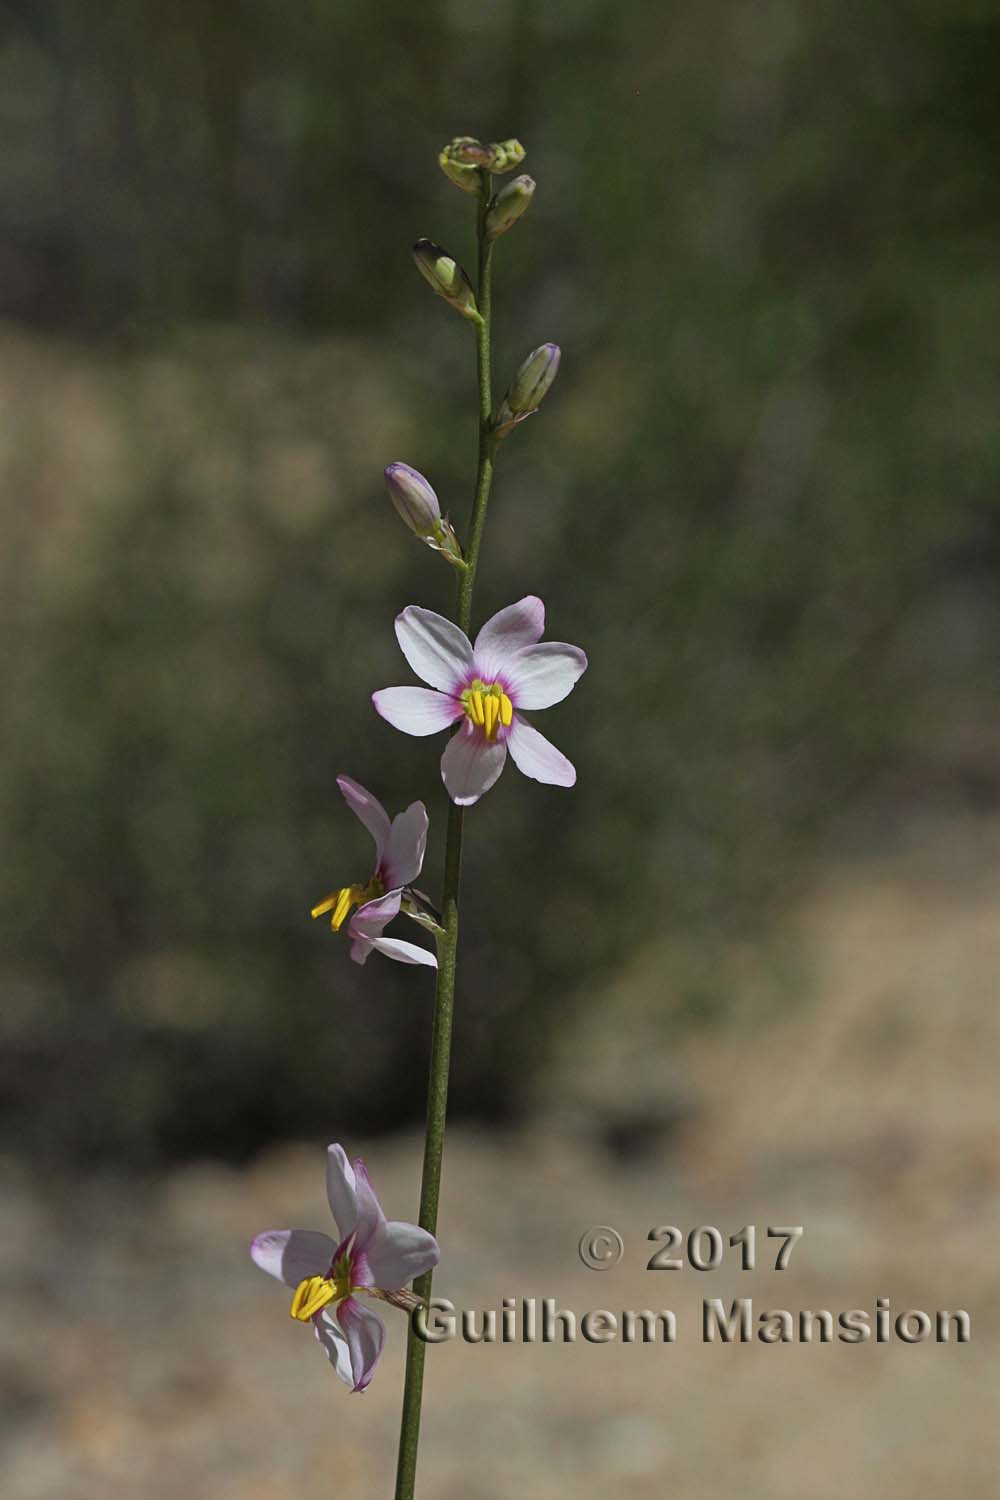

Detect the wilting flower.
[
  {"left": 412, "top": 239, "right": 479, "bottom": 322},
  {"left": 251, "top": 1144, "right": 439, "bottom": 1392},
  {"left": 311, "top": 776, "right": 437, "bottom": 967},
  {"left": 372, "top": 596, "right": 587, "bottom": 806}
]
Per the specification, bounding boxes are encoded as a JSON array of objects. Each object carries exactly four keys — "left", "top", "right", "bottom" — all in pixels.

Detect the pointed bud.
[
  {"left": 494, "top": 343, "right": 561, "bottom": 437},
  {"left": 485, "top": 175, "right": 535, "bottom": 240},
  {"left": 385, "top": 462, "right": 465, "bottom": 568},
  {"left": 385, "top": 462, "right": 441, "bottom": 534},
  {"left": 412, "top": 239, "right": 480, "bottom": 322}
]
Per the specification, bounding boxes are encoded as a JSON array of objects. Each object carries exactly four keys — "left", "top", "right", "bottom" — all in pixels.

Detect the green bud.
[
  {"left": 438, "top": 136, "right": 491, "bottom": 194},
  {"left": 494, "top": 343, "right": 561, "bottom": 437},
  {"left": 411, "top": 239, "right": 480, "bottom": 322},
  {"left": 485, "top": 175, "right": 535, "bottom": 239},
  {"left": 489, "top": 139, "right": 526, "bottom": 173}
]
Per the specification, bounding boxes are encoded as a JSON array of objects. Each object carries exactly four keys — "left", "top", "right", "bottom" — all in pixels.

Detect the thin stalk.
[{"left": 393, "top": 171, "right": 496, "bottom": 1500}]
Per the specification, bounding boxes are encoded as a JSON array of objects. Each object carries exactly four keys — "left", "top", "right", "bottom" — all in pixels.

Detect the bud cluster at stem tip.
[
  {"left": 438, "top": 135, "right": 526, "bottom": 194},
  {"left": 494, "top": 343, "right": 561, "bottom": 438}
]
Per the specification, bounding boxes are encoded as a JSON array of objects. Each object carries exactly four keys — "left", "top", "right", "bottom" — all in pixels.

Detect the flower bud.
[
  {"left": 484, "top": 175, "right": 535, "bottom": 239},
  {"left": 385, "top": 462, "right": 440, "bottom": 535},
  {"left": 385, "top": 461, "right": 465, "bottom": 567},
  {"left": 439, "top": 136, "right": 492, "bottom": 193},
  {"left": 412, "top": 239, "right": 480, "bottom": 322},
  {"left": 489, "top": 139, "right": 526, "bottom": 173},
  {"left": 494, "top": 343, "right": 561, "bottom": 437}
]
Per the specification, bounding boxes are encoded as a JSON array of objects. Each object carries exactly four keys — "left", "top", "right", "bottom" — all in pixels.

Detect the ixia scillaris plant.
[{"left": 249, "top": 134, "right": 586, "bottom": 1499}]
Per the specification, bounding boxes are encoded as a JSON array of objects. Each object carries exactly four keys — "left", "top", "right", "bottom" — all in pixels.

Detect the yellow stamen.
[
  {"left": 483, "top": 694, "right": 500, "bottom": 740},
  {"left": 470, "top": 689, "right": 485, "bottom": 726},
  {"left": 499, "top": 691, "right": 513, "bottom": 727},
  {"left": 330, "top": 886, "right": 357, "bottom": 932},
  {"left": 290, "top": 1275, "right": 337, "bottom": 1322}
]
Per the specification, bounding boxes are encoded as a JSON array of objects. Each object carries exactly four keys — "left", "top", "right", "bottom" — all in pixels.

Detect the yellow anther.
[
  {"left": 499, "top": 692, "right": 513, "bottom": 727},
  {"left": 331, "top": 887, "right": 359, "bottom": 932},
  {"left": 290, "top": 1275, "right": 336, "bottom": 1322},
  {"left": 483, "top": 694, "right": 500, "bottom": 740},
  {"left": 470, "top": 689, "right": 485, "bottom": 726}
]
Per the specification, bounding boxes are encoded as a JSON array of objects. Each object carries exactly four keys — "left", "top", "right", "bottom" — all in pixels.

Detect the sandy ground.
[{"left": 2, "top": 815, "right": 999, "bottom": 1498}]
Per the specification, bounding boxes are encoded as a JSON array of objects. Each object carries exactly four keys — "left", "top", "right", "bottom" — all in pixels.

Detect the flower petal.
[
  {"left": 382, "top": 800, "right": 428, "bottom": 889},
  {"left": 368, "top": 936, "right": 438, "bottom": 967},
  {"left": 350, "top": 1158, "right": 386, "bottom": 1248},
  {"left": 503, "top": 642, "right": 588, "bottom": 709},
  {"left": 314, "top": 1308, "right": 355, "bottom": 1387},
  {"left": 506, "top": 715, "right": 577, "bottom": 787},
  {"left": 250, "top": 1229, "right": 335, "bottom": 1287},
  {"left": 335, "top": 1297, "right": 385, "bottom": 1392},
  {"left": 395, "top": 606, "right": 473, "bottom": 692},
  {"left": 440, "top": 724, "right": 508, "bottom": 806},
  {"left": 336, "top": 776, "right": 391, "bottom": 864},
  {"left": 325, "top": 1144, "right": 362, "bottom": 1241},
  {"left": 351, "top": 889, "right": 402, "bottom": 938},
  {"left": 366, "top": 1221, "right": 440, "bottom": 1290},
  {"left": 473, "top": 596, "right": 545, "bottom": 679},
  {"left": 372, "top": 687, "right": 464, "bottom": 737}
]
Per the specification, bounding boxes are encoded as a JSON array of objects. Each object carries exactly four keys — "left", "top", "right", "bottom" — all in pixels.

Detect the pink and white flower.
[
  {"left": 372, "top": 595, "right": 587, "bottom": 806},
  {"left": 310, "top": 776, "right": 436, "bottom": 967},
  {"left": 251, "top": 1144, "right": 439, "bottom": 1392}
]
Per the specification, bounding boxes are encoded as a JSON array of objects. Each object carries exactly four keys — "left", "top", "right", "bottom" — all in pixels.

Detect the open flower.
[
  {"left": 310, "top": 776, "right": 436, "bottom": 967},
  {"left": 251, "top": 1144, "right": 439, "bottom": 1392},
  {"left": 372, "top": 595, "right": 587, "bottom": 806}
]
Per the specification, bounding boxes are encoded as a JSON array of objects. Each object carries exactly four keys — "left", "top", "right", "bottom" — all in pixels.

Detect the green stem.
[{"left": 393, "top": 171, "right": 496, "bottom": 1500}]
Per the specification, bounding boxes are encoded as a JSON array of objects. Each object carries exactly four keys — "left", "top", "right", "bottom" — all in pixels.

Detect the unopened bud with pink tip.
[
  {"left": 494, "top": 343, "right": 561, "bottom": 438},
  {"left": 385, "top": 462, "right": 464, "bottom": 567},
  {"left": 412, "top": 239, "right": 480, "bottom": 323}
]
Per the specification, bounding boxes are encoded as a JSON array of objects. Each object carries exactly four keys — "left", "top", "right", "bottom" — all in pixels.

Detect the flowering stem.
[{"left": 393, "top": 171, "right": 496, "bottom": 1500}]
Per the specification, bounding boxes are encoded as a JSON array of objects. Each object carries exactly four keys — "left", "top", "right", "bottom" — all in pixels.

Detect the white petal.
[
  {"left": 440, "top": 725, "right": 508, "bottom": 806},
  {"left": 314, "top": 1308, "right": 355, "bottom": 1387},
  {"left": 473, "top": 596, "right": 545, "bottom": 679},
  {"left": 369, "top": 936, "right": 438, "bottom": 967},
  {"left": 382, "top": 801, "right": 428, "bottom": 889},
  {"left": 372, "top": 687, "right": 464, "bottom": 737},
  {"left": 366, "top": 1221, "right": 440, "bottom": 1290},
  {"left": 336, "top": 776, "right": 391, "bottom": 864},
  {"left": 506, "top": 715, "right": 576, "bottom": 787},
  {"left": 351, "top": 890, "right": 402, "bottom": 939},
  {"left": 335, "top": 1297, "right": 385, "bottom": 1392},
  {"left": 325, "top": 1144, "right": 360, "bottom": 1240},
  {"left": 395, "top": 606, "right": 473, "bottom": 692},
  {"left": 503, "top": 642, "right": 588, "bottom": 709},
  {"left": 350, "top": 1158, "right": 386, "bottom": 1247},
  {"left": 250, "top": 1229, "right": 335, "bottom": 1287}
]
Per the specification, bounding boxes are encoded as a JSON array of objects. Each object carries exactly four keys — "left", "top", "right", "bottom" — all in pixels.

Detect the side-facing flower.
[
  {"left": 251, "top": 1144, "right": 439, "bottom": 1392},
  {"left": 311, "top": 776, "right": 437, "bottom": 967},
  {"left": 372, "top": 596, "right": 587, "bottom": 806}
]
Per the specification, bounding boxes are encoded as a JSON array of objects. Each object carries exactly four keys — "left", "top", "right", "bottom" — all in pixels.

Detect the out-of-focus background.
[{"left": 2, "top": 2, "right": 998, "bottom": 1495}]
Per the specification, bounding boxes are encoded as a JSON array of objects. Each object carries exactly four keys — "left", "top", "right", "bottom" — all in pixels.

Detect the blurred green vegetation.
[{"left": 1, "top": 0, "right": 999, "bottom": 1163}]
